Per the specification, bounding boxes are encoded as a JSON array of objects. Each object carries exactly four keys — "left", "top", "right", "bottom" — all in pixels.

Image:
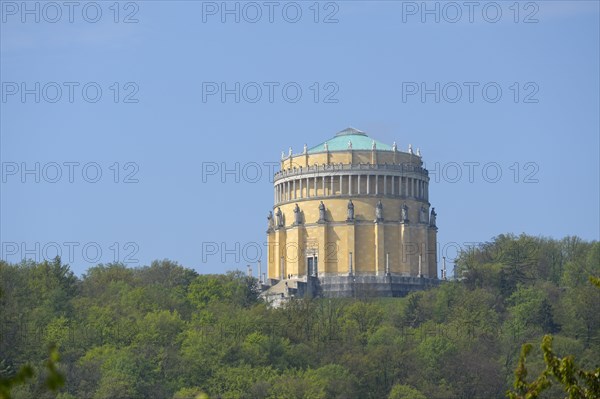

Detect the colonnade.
[{"left": 274, "top": 173, "right": 429, "bottom": 205}]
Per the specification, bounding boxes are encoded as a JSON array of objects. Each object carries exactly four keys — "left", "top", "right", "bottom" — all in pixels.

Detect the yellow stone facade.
[{"left": 266, "top": 128, "right": 438, "bottom": 284}]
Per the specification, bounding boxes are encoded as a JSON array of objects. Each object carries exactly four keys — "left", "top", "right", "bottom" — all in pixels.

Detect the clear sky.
[{"left": 1, "top": 1, "right": 599, "bottom": 276}]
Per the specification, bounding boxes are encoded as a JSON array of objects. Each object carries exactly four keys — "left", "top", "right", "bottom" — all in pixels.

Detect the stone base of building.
[
  {"left": 261, "top": 275, "right": 439, "bottom": 305},
  {"left": 315, "top": 275, "right": 439, "bottom": 298}
]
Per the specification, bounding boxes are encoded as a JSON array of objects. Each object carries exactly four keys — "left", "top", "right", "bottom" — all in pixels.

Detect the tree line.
[{"left": 0, "top": 233, "right": 598, "bottom": 398}]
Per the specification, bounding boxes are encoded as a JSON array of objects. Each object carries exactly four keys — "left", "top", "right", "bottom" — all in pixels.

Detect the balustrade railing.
[{"left": 274, "top": 163, "right": 428, "bottom": 180}]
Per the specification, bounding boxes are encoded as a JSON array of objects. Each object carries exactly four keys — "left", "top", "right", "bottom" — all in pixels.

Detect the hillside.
[{"left": 1, "top": 234, "right": 598, "bottom": 398}]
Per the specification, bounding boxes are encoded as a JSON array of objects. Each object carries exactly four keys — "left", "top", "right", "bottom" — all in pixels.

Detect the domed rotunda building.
[{"left": 264, "top": 127, "right": 439, "bottom": 298}]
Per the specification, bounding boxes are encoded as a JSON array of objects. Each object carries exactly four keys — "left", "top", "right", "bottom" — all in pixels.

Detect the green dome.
[{"left": 307, "top": 127, "right": 393, "bottom": 153}]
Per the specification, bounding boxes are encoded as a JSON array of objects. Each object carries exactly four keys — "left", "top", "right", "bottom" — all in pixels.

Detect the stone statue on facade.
[
  {"left": 267, "top": 211, "right": 274, "bottom": 231},
  {"left": 318, "top": 201, "right": 326, "bottom": 222},
  {"left": 392, "top": 141, "right": 397, "bottom": 151},
  {"left": 347, "top": 200, "right": 354, "bottom": 221},
  {"left": 348, "top": 140, "right": 352, "bottom": 149},
  {"left": 303, "top": 143, "right": 307, "bottom": 154},
  {"left": 293, "top": 204, "right": 302, "bottom": 225},
  {"left": 401, "top": 203, "right": 409, "bottom": 223},
  {"left": 416, "top": 148, "right": 421, "bottom": 157},
  {"left": 430, "top": 207, "right": 437, "bottom": 227},
  {"left": 408, "top": 144, "right": 413, "bottom": 154},
  {"left": 276, "top": 207, "right": 283, "bottom": 227},
  {"left": 372, "top": 140, "right": 376, "bottom": 150},
  {"left": 324, "top": 142, "right": 329, "bottom": 152},
  {"left": 375, "top": 200, "right": 384, "bottom": 222}
]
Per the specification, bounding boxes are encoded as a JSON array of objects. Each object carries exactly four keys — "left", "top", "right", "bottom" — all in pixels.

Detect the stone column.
[
  {"left": 267, "top": 229, "right": 276, "bottom": 279},
  {"left": 347, "top": 221, "right": 355, "bottom": 275},
  {"left": 399, "top": 223, "right": 412, "bottom": 275},
  {"left": 288, "top": 224, "right": 303, "bottom": 277},
  {"left": 427, "top": 225, "right": 438, "bottom": 278},
  {"left": 317, "top": 220, "right": 328, "bottom": 277},
  {"left": 374, "top": 221, "right": 385, "bottom": 275},
  {"left": 416, "top": 224, "right": 428, "bottom": 277},
  {"left": 386, "top": 252, "right": 390, "bottom": 275},
  {"left": 348, "top": 174, "right": 352, "bottom": 195},
  {"left": 348, "top": 252, "right": 353, "bottom": 275},
  {"left": 274, "top": 227, "right": 287, "bottom": 279}
]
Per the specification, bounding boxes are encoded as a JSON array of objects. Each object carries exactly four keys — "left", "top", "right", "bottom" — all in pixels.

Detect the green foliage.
[
  {"left": 187, "top": 272, "right": 260, "bottom": 310},
  {"left": 0, "top": 346, "right": 64, "bottom": 399},
  {"left": 0, "top": 236, "right": 598, "bottom": 399},
  {"left": 507, "top": 285, "right": 559, "bottom": 334},
  {"left": 172, "top": 387, "right": 209, "bottom": 399},
  {"left": 388, "top": 384, "right": 427, "bottom": 399},
  {"left": 0, "top": 364, "right": 34, "bottom": 399},
  {"left": 508, "top": 335, "right": 600, "bottom": 399}
]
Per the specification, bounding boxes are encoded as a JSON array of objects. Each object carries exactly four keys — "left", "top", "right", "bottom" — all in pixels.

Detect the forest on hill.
[{"left": 0, "top": 234, "right": 598, "bottom": 399}]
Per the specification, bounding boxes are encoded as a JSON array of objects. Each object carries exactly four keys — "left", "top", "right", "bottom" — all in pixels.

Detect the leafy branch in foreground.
[
  {"left": 508, "top": 330, "right": 600, "bottom": 398},
  {"left": 0, "top": 363, "right": 34, "bottom": 399},
  {"left": 506, "top": 249, "right": 600, "bottom": 399},
  {"left": 0, "top": 342, "right": 64, "bottom": 399}
]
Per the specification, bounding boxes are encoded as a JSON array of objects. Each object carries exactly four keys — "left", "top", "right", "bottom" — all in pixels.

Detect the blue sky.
[{"left": 1, "top": 1, "right": 599, "bottom": 276}]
